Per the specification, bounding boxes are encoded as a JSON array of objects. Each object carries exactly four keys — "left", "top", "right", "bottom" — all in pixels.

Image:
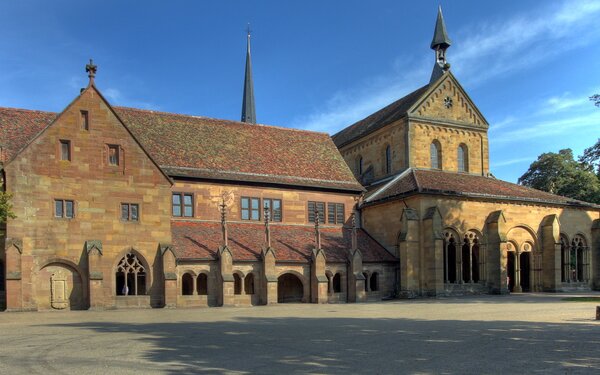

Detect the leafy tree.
[
  {"left": 579, "top": 138, "right": 600, "bottom": 177},
  {"left": 591, "top": 94, "right": 600, "bottom": 107},
  {"left": 518, "top": 148, "right": 600, "bottom": 204},
  {"left": 0, "top": 191, "right": 16, "bottom": 224}
]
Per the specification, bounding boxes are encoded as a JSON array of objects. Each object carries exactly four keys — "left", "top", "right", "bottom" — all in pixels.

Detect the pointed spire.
[
  {"left": 351, "top": 212, "right": 358, "bottom": 251},
  {"left": 314, "top": 207, "right": 322, "bottom": 250},
  {"left": 430, "top": 6, "right": 452, "bottom": 83},
  {"left": 241, "top": 24, "right": 257, "bottom": 124},
  {"left": 85, "top": 59, "right": 97, "bottom": 86},
  {"left": 264, "top": 206, "right": 271, "bottom": 248},
  {"left": 220, "top": 198, "right": 228, "bottom": 247}
]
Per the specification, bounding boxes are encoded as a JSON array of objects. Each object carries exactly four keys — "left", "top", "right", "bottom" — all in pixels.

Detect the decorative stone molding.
[
  {"left": 89, "top": 271, "right": 103, "bottom": 280},
  {"left": 85, "top": 240, "right": 103, "bottom": 255},
  {"left": 5, "top": 238, "right": 22, "bottom": 254}
]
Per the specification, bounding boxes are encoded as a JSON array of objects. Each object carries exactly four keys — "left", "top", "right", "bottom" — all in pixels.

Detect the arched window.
[
  {"left": 181, "top": 273, "right": 194, "bottom": 295},
  {"left": 444, "top": 232, "right": 457, "bottom": 283},
  {"left": 357, "top": 156, "right": 364, "bottom": 175},
  {"left": 233, "top": 273, "right": 242, "bottom": 295},
  {"left": 370, "top": 272, "right": 379, "bottom": 291},
  {"left": 430, "top": 141, "right": 441, "bottom": 169},
  {"left": 0, "top": 260, "right": 4, "bottom": 292},
  {"left": 244, "top": 273, "right": 255, "bottom": 295},
  {"left": 333, "top": 273, "right": 341, "bottom": 293},
  {"left": 197, "top": 273, "right": 208, "bottom": 295},
  {"left": 385, "top": 145, "right": 392, "bottom": 174},
  {"left": 116, "top": 252, "right": 146, "bottom": 295},
  {"left": 560, "top": 236, "right": 568, "bottom": 282},
  {"left": 458, "top": 144, "right": 468, "bottom": 172}
]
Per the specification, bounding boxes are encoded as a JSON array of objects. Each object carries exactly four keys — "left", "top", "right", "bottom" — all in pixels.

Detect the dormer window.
[{"left": 108, "top": 145, "right": 119, "bottom": 166}]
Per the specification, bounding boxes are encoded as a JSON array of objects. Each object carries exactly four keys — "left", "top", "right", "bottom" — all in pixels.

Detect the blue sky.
[{"left": 0, "top": 0, "right": 598, "bottom": 182}]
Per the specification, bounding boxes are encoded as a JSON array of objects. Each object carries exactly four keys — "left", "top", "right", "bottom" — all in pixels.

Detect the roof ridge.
[
  {"left": 365, "top": 168, "right": 413, "bottom": 203},
  {"left": 0, "top": 106, "right": 58, "bottom": 115},
  {"left": 114, "top": 106, "right": 330, "bottom": 136}
]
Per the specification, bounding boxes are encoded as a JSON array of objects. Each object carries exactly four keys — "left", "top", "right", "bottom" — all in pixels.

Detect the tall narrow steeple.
[
  {"left": 241, "top": 25, "right": 257, "bottom": 124},
  {"left": 430, "top": 6, "right": 452, "bottom": 83}
]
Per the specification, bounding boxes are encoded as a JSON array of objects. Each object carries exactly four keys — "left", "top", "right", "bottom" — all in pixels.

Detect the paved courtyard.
[{"left": 1, "top": 293, "right": 599, "bottom": 374}]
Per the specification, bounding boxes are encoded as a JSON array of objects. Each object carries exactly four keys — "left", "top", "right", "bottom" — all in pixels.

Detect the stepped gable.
[
  {"left": 0, "top": 105, "right": 362, "bottom": 191},
  {"left": 332, "top": 85, "right": 429, "bottom": 148},
  {"left": 364, "top": 168, "right": 599, "bottom": 208},
  {"left": 172, "top": 221, "right": 396, "bottom": 262},
  {"left": 0, "top": 107, "right": 56, "bottom": 163}
]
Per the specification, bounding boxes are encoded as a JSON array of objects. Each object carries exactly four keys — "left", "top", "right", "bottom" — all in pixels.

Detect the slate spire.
[
  {"left": 430, "top": 6, "right": 452, "bottom": 83},
  {"left": 241, "top": 25, "right": 257, "bottom": 124}
]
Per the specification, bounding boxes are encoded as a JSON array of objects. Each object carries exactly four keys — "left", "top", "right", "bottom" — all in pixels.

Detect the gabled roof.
[
  {"left": 0, "top": 103, "right": 362, "bottom": 192},
  {"left": 332, "top": 85, "right": 430, "bottom": 148},
  {"left": 364, "top": 168, "right": 600, "bottom": 208},
  {"left": 172, "top": 221, "right": 396, "bottom": 262}
]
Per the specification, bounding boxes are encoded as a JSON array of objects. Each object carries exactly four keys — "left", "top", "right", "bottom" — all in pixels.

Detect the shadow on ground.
[{"left": 46, "top": 314, "right": 600, "bottom": 374}]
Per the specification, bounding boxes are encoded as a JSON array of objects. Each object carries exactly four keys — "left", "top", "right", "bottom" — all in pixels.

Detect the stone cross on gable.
[
  {"left": 264, "top": 206, "right": 271, "bottom": 248},
  {"left": 314, "top": 207, "right": 321, "bottom": 250},
  {"left": 85, "top": 59, "right": 97, "bottom": 85},
  {"left": 220, "top": 198, "right": 228, "bottom": 247}
]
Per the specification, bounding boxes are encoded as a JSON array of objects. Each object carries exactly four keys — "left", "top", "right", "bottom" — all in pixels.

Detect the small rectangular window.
[
  {"left": 308, "top": 201, "right": 325, "bottom": 223},
  {"left": 327, "top": 203, "right": 345, "bottom": 224},
  {"left": 172, "top": 193, "right": 193, "bottom": 217},
  {"left": 264, "top": 198, "right": 282, "bottom": 222},
  {"left": 54, "top": 199, "right": 74, "bottom": 219},
  {"left": 121, "top": 203, "right": 139, "bottom": 221},
  {"left": 60, "top": 140, "right": 71, "bottom": 161},
  {"left": 241, "top": 197, "right": 261, "bottom": 221},
  {"left": 108, "top": 145, "right": 119, "bottom": 166},
  {"left": 81, "top": 110, "right": 89, "bottom": 131}
]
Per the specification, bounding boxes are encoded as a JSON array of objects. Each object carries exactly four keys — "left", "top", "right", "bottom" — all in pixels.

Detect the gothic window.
[
  {"left": 560, "top": 236, "right": 568, "bottom": 282},
  {"left": 458, "top": 144, "right": 468, "bottom": 172},
  {"left": 570, "top": 235, "right": 588, "bottom": 283},
  {"left": 181, "top": 273, "right": 194, "bottom": 295},
  {"left": 263, "top": 198, "right": 282, "bottom": 222},
  {"left": 60, "top": 140, "right": 71, "bottom": 161},
  {"left": 233, "top": 273, "right": 242, "bottom": 295},
  {"left": 115, "top": 252, "right": 146, "bottom": 296},
  {"left": 385, "top": 145, "right": 392, "bottom": 174},
  {"left": 430, "top": 141, "right": 441, "bottom": 169},
  {"left": 308, "top": 201, "right": 325, "bottom": 223},
  {"left": 370, "top": 272, "right": 379, "bottom": 291},
  {"left": 80, "top": 110, "right": 89, "bottom": 131},
  {"left": 244, "top": 273, "right": 255, "bottom": 295},
  {"left": 197, "top": 273, "right": 208, "bottom": 295},
  {"left": 54, "top": 199, "right": 74, "bottom": 219},
  {"left": 121, "top": 203, "right": 139, "bottom": 221},
  {"left": 443, "top": 232, "right": 457, "bottom": 283},
  {"left": 241, "top": 197, "right": 260, "bottom": 221},
  {"left": 472, "top": 238, "right": 480, "bottom": 283},
  {"left": 327, "top": 203, "right": 345, "bottom": 224},
  {"left": 108, "top": 145, "right": 120, "bottom": 166},
  {"left": 333, "top": 273, "right": 341, "bottom": 293},
  {"left": 462, "top": 238, "right": 471, "bottom": 283},
  {"left": 172, "top": 193, "right": 194, "bottom": 217}
]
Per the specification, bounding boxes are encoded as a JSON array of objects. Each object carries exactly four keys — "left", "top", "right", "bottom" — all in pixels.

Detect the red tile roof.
[
  {"left": 0, "top": 105, "right": 362, "bottom": 191},
  {"left": 365, "top": 168, "right": 599, "bottom": 208},
  {"left": 172, "top": 221, "right": 396, "bottom": 263},
  {"left": 0, "top": 107, "right": 56, "bottom": 163}
]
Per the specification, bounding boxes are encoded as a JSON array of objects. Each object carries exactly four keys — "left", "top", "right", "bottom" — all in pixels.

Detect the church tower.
[
  {"left": 241, "top": 26, "right": 257, "bottom": 124},
  {"left": 430, "top": 6, "right": 452, "bottom": 83}
]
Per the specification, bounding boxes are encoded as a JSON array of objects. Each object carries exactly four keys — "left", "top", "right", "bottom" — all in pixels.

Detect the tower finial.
[
  {"left": 241, "top": 24, "right": 257, "bottom": 124},
  {"left": 85, "top": 59, "right": 97, "bottom": 86},
  {"left": 220, "top": 198, "right": 228, "bottom": 247},
  {"left": 430, "top": 6, "right": 452, "bottom": 83}
]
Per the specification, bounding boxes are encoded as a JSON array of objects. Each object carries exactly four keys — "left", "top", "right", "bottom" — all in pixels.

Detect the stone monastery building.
[{"left": 0, "top": 8, "right": 599, "bottom": 311}]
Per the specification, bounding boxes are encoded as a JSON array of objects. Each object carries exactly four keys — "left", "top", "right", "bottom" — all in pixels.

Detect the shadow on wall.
[{"left": 44, "top": 315, "right": 600, "bottom": 374}]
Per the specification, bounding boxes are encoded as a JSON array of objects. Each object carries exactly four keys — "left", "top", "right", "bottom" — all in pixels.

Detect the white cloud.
[{"left": 491, "top": 157, "right": 534, "bottom": 168}]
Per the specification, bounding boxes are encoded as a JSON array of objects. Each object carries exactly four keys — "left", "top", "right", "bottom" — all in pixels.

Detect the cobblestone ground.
[{"left": 1, "top": 293, "right": 600, "bottom": 374}]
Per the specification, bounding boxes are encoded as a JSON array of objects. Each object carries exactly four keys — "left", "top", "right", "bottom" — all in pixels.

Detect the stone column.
[
  {"left": 218, "top": 246, "right": 234, "bottom": 306},
  {"left": 485, "top": 211, "right": 508, "bottom": 294},
  {"left": 262, "top": 247, "right": 278, "bottom": 304},
  {"left": 86, "top": 241, "right": 104, "bottom": 310},
  {"left": 541, "top": 215, "right": 561, "bottom": 292},
  {"left": 4, "top": 239, "right": 22, "bottom": 311},
  {"left": 347, "top": 249, "right": 366, "bottom": 302},
  {"left": 398, "top": 208, "right": 420, "bottom": 297},
  {"left": 592, "top": 220, "right": 600, "bottom": 290},
  {"left": 311, "top": 248, "right": 328, "bottom": 303},
  {"left": 161, "top": 245, "right": 177, "bottom": 308},
  {"left": 514, "top": 250, "right": 522, "bottom": 293},
  {"left": 422, "top": 207, "right": 444, "bottom": 296}
]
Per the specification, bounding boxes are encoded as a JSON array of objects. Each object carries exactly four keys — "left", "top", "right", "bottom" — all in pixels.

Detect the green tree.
[
  {"left": 579, "top": 138, "right": 600, "bottom": 177},
  {"left": 0, "top": 191, "right": 16, "bottom": 224},
  {"left": 518, "top": 148, "right": 600, "bottom": 204}
]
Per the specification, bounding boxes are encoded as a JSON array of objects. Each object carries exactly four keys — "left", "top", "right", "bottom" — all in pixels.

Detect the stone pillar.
[
  {"left": 592, "top": 220, "right": 600, "bottom": 290},
  {"left": 262, "top": 247, "right": 278, "bottom": 305},
  {"left": 485, "top": 211, "right": 508, "bottom": 294},
  {"left": 218, "top": 246, "right": 234, "bottom": 306},
  {"left": 514, "top": 250, "right": 522, "bottom": 293},
  {"left": 311, "top": 248, "right": 328, "bottom": 303},
  {"left": 161, "top": 245, "right": 177, "bottom": 308},
  {"left": 541, "top": 215, "right": 561, "bottom": 292},
  {"left": 348, "top": 249, "right": 366, "bottom": 302},
  {"left": 86, "top": 241, "right": 104, "bottom": 310},
  {"left": 5, "top": 239, "right": 22, "bottom": 311},
  {"left": 422, "top": 207, "right": 444, "bottom": 296},
  {"left": 398, "top": 208, "right": 419, "bottom": 297}
]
